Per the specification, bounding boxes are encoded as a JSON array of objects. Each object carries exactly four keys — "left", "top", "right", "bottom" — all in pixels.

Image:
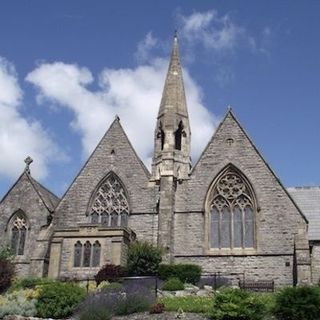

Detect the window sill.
[{"left": 204, "top": 248, "right": 257, "bottom": 256}]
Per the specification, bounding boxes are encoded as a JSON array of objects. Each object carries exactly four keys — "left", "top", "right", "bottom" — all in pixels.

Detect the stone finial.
[
  {"left": 115, "top": 114, "right": 120, "bottom": 121},
  {"left": 24, "top": 156, "right": 33, "bottom": 174}
]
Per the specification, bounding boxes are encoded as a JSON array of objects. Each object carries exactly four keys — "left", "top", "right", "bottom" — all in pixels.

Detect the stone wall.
[
  {"left": 311, "top": 242, "right": 320, "bottom": 284},
  {"left": 172, "top": 111, "right": 311, "bottom": 286},
  {"left": 175, "top": 255, "right": 294, "bottom": 288},
  {"left": 0, "top": 173, "right": 51, "bottom": 277}
]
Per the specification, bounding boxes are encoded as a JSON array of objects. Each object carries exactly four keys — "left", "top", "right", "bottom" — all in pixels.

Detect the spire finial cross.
[{"left": 24, "top": 156, "right": 33, "bottom": 174}]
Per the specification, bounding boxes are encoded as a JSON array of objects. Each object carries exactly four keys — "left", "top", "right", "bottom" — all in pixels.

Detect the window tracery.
[
  {"left": 89, "top": 173, "right": 129, "bottom": 227},
  {"left": 10, "top": 213, "right": 28, "bottom": 255},
  {"left": 208, "top": 168, "right": 255, "bottom": 250}
]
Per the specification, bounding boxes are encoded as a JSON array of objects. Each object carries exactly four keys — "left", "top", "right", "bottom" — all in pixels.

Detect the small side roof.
[
  {"left": 288, "top": 186, "right": 320, "bottom": 241},
  {"left": 0, "top": 171, "right": 60, "bottom": 213}
]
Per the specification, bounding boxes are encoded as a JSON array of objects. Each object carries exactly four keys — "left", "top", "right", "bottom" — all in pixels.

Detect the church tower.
[
  {"left": 151, "top": 33, "right": 191, "bottom": 181},
  {"left": 151, "top": 33, "right": 191, "bottom": 261}
]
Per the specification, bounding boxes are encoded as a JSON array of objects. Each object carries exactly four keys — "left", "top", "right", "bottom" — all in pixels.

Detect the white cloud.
[
  {"left": 178, "top": 10, "right": 252, "bottom": 52},
  {"left": 26, "top": 55, "right": 218, "bottom": 169},
  {"left": 135, "top": 32, "right": 159, "bottom": 63},
  {"left": 0, "top": 57, "right": 63, "bottom": 181}
]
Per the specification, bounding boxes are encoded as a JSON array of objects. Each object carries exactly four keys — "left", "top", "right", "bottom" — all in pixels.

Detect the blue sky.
[{"left": 0, "top": 0, "right": 320, "bottom": 198}]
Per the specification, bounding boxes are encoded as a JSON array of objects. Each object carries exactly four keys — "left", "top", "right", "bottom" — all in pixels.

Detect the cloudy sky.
[{"left": 0, "top": 0, "right": 320, "bottom": 198}]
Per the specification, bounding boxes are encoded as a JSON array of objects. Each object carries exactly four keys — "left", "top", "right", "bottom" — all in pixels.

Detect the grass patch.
[{"left": 159, "top": 295, "right": 213, "bottom": 313}]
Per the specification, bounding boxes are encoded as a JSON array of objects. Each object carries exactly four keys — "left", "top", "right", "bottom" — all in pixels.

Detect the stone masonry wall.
[
  {"left": 311, "top": 242, "right": 320, "bottom": 284},
  {"left": 175, "top": 255, "right": 294, "bottom": 287},
  {"left": 54, "top": 119, "right": 155, "bottom": 230},
  {"left": 0, "top": 173, "right": 51, "bottom": 277}
]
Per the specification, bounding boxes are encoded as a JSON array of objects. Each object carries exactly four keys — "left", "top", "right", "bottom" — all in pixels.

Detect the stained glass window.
[
  {"left": 74, "top": 241, "right": 82, "bottom": 267},
  {"left": 10, "top": 213, "right": 28, "bottom": 255},
  {"left": 209, "top": 168, "right": 255, "bottom": 250},
  {"left": 120, "top": 211, "right": 128, "bottom": 227},
  {"left": 83, "top": 241, "right": 91, "bottom": 267},
  {"left": 92, "top": 241, "right": 101, "bottom": 267},
  {"left": 89, "top": 173, "right": 129, "bottom": 227}
]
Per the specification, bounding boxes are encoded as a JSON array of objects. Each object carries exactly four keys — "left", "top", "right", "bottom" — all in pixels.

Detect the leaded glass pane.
[
  {"left": 210, "top": 207, "right": 220, "bottom": 248},
  {"left": 233, "top": 206, "right": 242, "bottom": 248},
  {"left": 92, "top": 241, "right": 101, "bottom": 267},
  {"left": 101, "top": 212, "right": 109, "bottom": 225},
  {"left": 120, "top": 212, "right": 128, "bottom": 227},
  {"left": 91, "top": 212, "right": 99, "bottom": 223},
  {"left": 18, "top": 227, "right": 26, "bottom": 255},
  {"left": 111, "top": 212, "right": 118, "bottom": 227},
  {"left": 11, "top": 227, "right": 19, "bottom": 254},
  {"left": 221, "top": 207, "right": 231, "bottom": 248},
  {"left": 244, "top": 206, "right": 254, "bottom": 247},
  {"left": 74, "top": 241, "right": 82, "bottom": 267},
  {"left": 83, "top": 241, "right": 91, "bottom": 267}
]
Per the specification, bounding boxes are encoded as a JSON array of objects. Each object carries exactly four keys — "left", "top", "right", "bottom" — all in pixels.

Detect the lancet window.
[
  {"left": 208, "top": 168, "right": 255, "bottom": 250},
  {"left": 10, "top": 211, "right": 28, "bottom": 255},
  {"left": 174, "top": 121, "right": 184, "bottom": 150},
  {"left": 89, "top": 173, "right": 129, "bottom": 227},
  {"left": 73, "top": 240, "right": 101, "bottom": 268}
]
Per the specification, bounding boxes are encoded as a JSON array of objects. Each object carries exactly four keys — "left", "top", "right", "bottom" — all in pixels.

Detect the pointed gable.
[
  {"left": 0, "top": 172, "right": 55, "bottom": 251},
  {"left": 178, "top": 109, "right": 307, "bottom": 253},
  {"left": 54, "top": 117, "right": 154, "bottom": 228}
]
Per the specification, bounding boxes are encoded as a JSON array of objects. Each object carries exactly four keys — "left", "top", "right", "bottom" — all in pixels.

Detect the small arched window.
[
  {"left": 208, "top": 167, "right": 256, "bottom": 250},
  {"left": 174, "top": 121, "right": 184, "bottom": 150},
  {"left": 89, "top": 173, "right": 129, "bottom": 227},
  {"left": 92, "top": 241, "right": 101, "bottom": 267},
  {"left": 10, "top": 212, "right": 28, "bottom": 256},
  {"left": 83, "top": 241, "right": 92, "bottom": 267},
  {"left": 74, "top": 241, "right": 82, "bottom": 267}
]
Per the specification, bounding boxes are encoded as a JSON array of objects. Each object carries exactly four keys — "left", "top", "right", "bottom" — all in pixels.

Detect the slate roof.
[
  {"left": 28, "top": 175, "right": 60, "bottom": 212},
  {"left": 288, "top": 186, "right": 320, "bottom": 241}
]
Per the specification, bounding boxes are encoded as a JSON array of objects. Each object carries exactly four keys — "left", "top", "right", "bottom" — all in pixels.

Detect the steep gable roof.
[
  {"left": 191, "top": 109, "right": 308, "bottom": 223},
  {"left": 0, "top": 171, "right": 59, "bottom": 213},
  {"left": 54, "top": 116, "right": 153, "bottom": 224}
]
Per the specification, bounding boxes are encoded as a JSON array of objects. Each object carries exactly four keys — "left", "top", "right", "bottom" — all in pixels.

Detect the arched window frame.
[
  {"left": 205, "top": 165, "right": 258, "bottom": 254},
  {"left": 87, "top": 172, "right": 130, "bottom": 228},
  {"left": 7, "top": 209, "right": 29, "bottom": 256}
]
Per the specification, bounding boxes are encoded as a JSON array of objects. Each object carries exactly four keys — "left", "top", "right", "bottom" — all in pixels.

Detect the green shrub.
[
  {"left": 127, "top": 241, "right": 162, "bottom": 276},
  {"left": 36, "top": 281, "right": 86, "bottom": 318},
  {"left": 101, "top": 281, "right": 123, "bottom": 291},
  {"left": 0, "top": 289, "right": 38, "bottom": 318},
  {"left": 273, "top": 286, "right": 320, "bottom": 320},
  {"left": 162, "top": 277, "right": 184, "bottom": 291},
  {"left": 209, "top": 288, "right": 267, "bottom": 320},
  {"left": 0, "top": 246, "right": 14, "bottom": 260},
  {"left": 78, "top": 306, "right": 112, "bottom": 320},
  {"left": 158, "top": 263, "right": 202, "bottom": 284},
  {"left": 114, "top": 293, "right": 151, "bottom": 315},
  {"left": 10, "top": 277, "right": 56, "bottom": 291},
  {"left": 159, "top": 295, "right": 212, "bottom": 313}
]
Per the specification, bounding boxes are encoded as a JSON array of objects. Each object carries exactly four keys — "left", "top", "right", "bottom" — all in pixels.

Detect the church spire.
[
  {"left": 151, "top": 33, "right": 191, "bottom": 182},
  {"left": 158, "top": 32, "right": 189, "bottom": 119}
]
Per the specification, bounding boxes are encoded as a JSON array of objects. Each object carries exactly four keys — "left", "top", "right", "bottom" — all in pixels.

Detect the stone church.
[{"left": 0, "top": 35, "right": 318, "bottom": 287}]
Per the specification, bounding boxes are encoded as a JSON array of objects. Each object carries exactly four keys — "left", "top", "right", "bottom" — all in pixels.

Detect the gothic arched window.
[
  {"left": 92, "top": 241, "right": 101, "bottom": 267},
  {"left": 83, "top": 241, "right": 91, "bottom": 267},
  {"left": 174, "top": 121, "right": 184, "bottom": 150},
  {"left": 89, "top": 173, "right": 129, "bottom": 227},
  {"left": 208, "top": 167, "right": 256, "bottom": 250},
  {"left": 74, "top": 241, "right": 82, "bottom": 267},
  {"left": 10, "top": 212, "right": 28, "bottom": 255}
]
